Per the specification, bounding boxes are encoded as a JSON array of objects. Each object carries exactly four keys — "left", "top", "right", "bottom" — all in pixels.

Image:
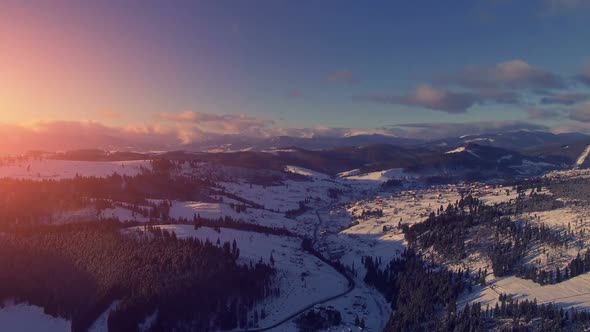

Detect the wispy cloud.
[
  {"left": 540, "top": 93, "right": 589, "bottom": 105},
  {"left": 353, "top": 85, "right": 518, "bottom": 113},
  {"left": 0, "top": 117, "right": 557, "bottom": 154},
  {"left": 568, "top": 102, "right": 590, "bottom": 122},
  {"left": 156, "top": 111, "right": 276, "bottom": 139},
  {"left": 526, "top": 107, "right": 565, "bottom": 120},
  {"left": 441, "top": 60, "right": 566, "bottom": 90},
  {"left": 0, "top": 121, "right": 183, "bottom": 154}
]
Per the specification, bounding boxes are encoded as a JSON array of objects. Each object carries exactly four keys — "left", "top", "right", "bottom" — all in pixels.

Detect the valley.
[{"left": 3, "top": 135, "right": 590, "bottom": 331}]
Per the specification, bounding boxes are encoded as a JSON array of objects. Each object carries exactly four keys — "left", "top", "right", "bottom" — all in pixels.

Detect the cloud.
[
  {"left": 0, "top": 121, "right": 184, "bottom": 154},
  {"left": 156, "top": 111, "right": 276, "bottom": 138},
  {"left": 568, "top": 102, "right": 590, "bottom": 122},
  {"left": 540, "top": 93, "right": 589, "bottom": 105},
  {"left": 442, "top": 60, "right": 565, "bottom": 90},
  {"left": 326, "top": 69, "right": 360, "bottom": 84},
  {"left": 526, "top": 107, "right": 564, "bottom": 120},
  {"left": 0, "top": 117, "right": 567, "bottom": 154},
  {"left": 353, "top": 85, "right": 517, "bottom": 113}
]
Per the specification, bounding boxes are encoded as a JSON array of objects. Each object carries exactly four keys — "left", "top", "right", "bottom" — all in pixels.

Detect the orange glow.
[{"left": 0, "top": 6, "right": 158, "bottom": 126}]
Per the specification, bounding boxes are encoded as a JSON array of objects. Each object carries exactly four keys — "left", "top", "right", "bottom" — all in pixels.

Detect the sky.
[{"left": 1, "top": 0, "right": 590, "bottom": 152}]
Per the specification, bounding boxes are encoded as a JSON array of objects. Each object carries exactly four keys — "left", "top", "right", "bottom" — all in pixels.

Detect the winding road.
[{"left": 233, "top": 209, "right": 355, "bottom": 332}]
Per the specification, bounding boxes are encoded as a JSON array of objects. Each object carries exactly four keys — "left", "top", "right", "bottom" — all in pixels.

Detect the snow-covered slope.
[
  {"left": 576, "top": 145, "right": 590, "bottom": 167},
  {"left": 0, "top": 301, "right": 71, "bottom": 332},
  {"left": 445, "top": 146, "right": 480, "bottom": 158},
  {"left": 127, "top": 225, "right": 349, "bottom": 329},
  {"left": 220, "top": 177, "right": 343, "bottom": 213},
  {"left": 88, "top": 301, "right": 120, "bottom": 332},
  {"left": 340, "top": 168, "right": 409, "bottom": 184},
  {"left": 462, "top": 274, "right": 590, "bottom": 310},
  {"left": 284, "top": 165, "right": 330, "bottom": 180},
  {"left": 0, "top": 159, "right": 150, "bottom": 180}
]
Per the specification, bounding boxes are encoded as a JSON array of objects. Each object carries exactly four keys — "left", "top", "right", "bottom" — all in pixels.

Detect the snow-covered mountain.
[{"left": 430, "top": 130, "right": 589, "bottom": 151}]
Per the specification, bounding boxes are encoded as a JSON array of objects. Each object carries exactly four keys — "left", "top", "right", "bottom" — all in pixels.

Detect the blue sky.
[{"left": 1, "top": 0, "right": 590, "bottom": 147}]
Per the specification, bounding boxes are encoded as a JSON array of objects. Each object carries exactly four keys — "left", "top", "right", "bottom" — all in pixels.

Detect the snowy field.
[
  {"left": 126, "top": 225, "right": 350, "bottom": 330},
  {"left": 9, "top": 157, "right": 590, "bottom": 329},
  {"left": 99, "top": 206, "right": 150, "bottom": 223},
  {"left": 477, "top": 186, "right": 519, "bottom": 205},
  {"left": 346, "top": 188, "right": 462, "bottom": 228},
  {"left": 95, "top": 198, "right": 305, "bottom": 233},
  {"left": 285, "top": 165, "right": 331, "bottom": 180},
  {"left": 338, "top": 168, "right": 416, "bottom": 192},
  {"left": 220, "top": 176, "right": 343, "bottom": 213},
  {"left": 0, "top": 300, "right": 71, "bottom": 332},
  {"left": 518, "top": 206, "right": 590, "bottom": 271},
  {"left": 0, "top": 159, "right": 150, "bottom": 180},
  {"left": 320, "top": 285, "right": 391, "bottom": 332},
  {"left": 340, "top": 168, "right": 409, "bottom": 183},
  {"left": 462, "top": 274, "right": 590, "bottom": 310}
]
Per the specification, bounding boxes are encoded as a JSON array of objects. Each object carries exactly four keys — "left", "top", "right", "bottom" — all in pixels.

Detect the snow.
[
  {"left": 168, "top": 200, "right": 300, "bottom": 232},
  {"left": 515, "top": 159, "right": 554, "bottom": 174},
  {"left": 515, "top": 206, "right": 590, "bottom": 272},
  {"left": 576, "top": 145, "right": 590, "bottom": 167},
  {"left": 89, "top": 301, "right": 120, "bottom": 332},
  {"left": 97, "top": 196, "right": 302, "bottom": 231},
  {"left": 445, "top": 146, "right": 480, "bottom": 158},
  {"left": 0, "top": 300, "right": 71, "bottom": 332},
  {"left": 220, "top": 177, "right": 343, "bottom": 213},
  {"left": 285, "top": 165, "right": 330, "bottom": 180},
  {"left": 262, "top": 149, "right": 297, "bottom": 155},
  {"left": 307, "top": 187, "right": 464, "bottom": 330},
  {"left": 126, "top": 225, "right": 350, "bottom": 329},
  {"left": 462, "top": 274, "right": 590, "bottom": 310},
  {"left": 466, "top": 138, "right": 495, "bottom": 143},
  {"left": 99, "top": 207, "right": 150, "bottom": 223},
  {"left": 10, "top": 153, "right": 587, "bottom": 329},
  {"left": 337, "top": 169, "right": 361, "bottom": 177},
  {"left": 0, "top": 159, "right": 150, "bottom": 180},
  {"left": 325, "top": 188, "right": 461, "bottom": 269},
  {"left": 478, "top": 186, "right": 518, "bottom": 205},
  {"left": 447, "top": 147, "right": 467, "bottom": 154},
  {"left": 341, "top": 168, "right": 409, "bottom": 184},
  {"left": 138, "top": 310, "right": 158, "bottom": 332},
  {"left": 170, "top": 201, "right": 241, "bottom": 220}
]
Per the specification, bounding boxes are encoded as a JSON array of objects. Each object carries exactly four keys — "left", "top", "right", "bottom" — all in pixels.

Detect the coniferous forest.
[
  {"left": 362, "top": 186, "right": 590, "bottom": 331},
  {"left": 0, "top": 222, "right": 275, "bottom": 332}
]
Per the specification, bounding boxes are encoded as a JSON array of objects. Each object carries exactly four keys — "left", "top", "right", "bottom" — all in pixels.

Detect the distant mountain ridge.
[{"left": 23, "top": 130, "right": 590, "bottom": 182}]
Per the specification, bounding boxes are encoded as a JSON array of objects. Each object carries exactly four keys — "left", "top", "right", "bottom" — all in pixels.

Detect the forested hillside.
[{"left": 0, "top": 222, "right": 275, "bottom": 331}]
